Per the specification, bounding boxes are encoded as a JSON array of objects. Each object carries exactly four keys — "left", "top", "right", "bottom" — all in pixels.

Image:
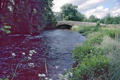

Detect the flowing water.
[{"left": 0, "top": 29, "right": 85, "bottom": 80}]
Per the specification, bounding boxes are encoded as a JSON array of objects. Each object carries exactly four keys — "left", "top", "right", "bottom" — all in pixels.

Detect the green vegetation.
[
  {"left": 100, "top": 36, "right": 120, "bottom": 79},
  {"left": 71, "top": 24, "right": 120, "bottom": 79},
  {"left": 0, "top": 0, "right": 56, "bottom": 35},
  {"left": 88, "top": 15, "right": 100, "bottom": 22},
  {"left": 101, "top": 14, "right": 120, "bottom": 24},
  {"left": 0, "top": 78, "right": 9, "bottom": 80},
  {"left": 60, "top": 4, "right": 85, "bottom": 21},
  {"left": 72, "top": 55, "right": 109, "bottom": 80},
  {"left": 71, "top": 25, "right": 100, "bottom": 36},
  {"left": 59, "top": 4, "right": 120, "bottom": 24}
]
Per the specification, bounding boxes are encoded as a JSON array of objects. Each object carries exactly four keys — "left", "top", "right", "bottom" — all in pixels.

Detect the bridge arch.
[{"left": 56, "top": 24, "right": 73, "bottom": 29}]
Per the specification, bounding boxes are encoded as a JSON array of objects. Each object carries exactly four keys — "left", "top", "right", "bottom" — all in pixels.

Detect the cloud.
[
  {"left": 111, "top": 3, "right": 120, "bottom": 16},
  {"left": 85, "top": 6, "right": 110, "bottom": 18},
  {"left": 52, "top": 0, "right": 74, "bottom": 12},
  {"left": 52, "top": 0, "right": 120, "bottom": 18},
  {"left": 78, "top": 0, "right": 105, "bottom": 10}
]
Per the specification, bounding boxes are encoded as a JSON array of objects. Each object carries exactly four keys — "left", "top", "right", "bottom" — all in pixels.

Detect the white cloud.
[
  {"left": 53, "top": 0, "right": 120, "bottom": 18},
  {"left": 78, "top": 0, "right": 105, "bottom": 10},
  {"left": 112, "top": 9, "right": 120, "bottom": 16},
  {"left": 52, "top": 0, "right": 73, "bottom": 12},
  {"left": 111, "top": 3, "right": 120, "bottom": 16},
  {"left": 85, "top": 6, "right": 110, "bottom": 18}
]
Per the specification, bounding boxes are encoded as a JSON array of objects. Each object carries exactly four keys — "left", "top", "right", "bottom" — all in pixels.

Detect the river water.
[{"left": 0, "top": 29, "right": 85, "bottom": 80}]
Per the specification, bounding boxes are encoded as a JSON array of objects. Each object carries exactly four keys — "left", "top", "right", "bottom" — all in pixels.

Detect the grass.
[{"left": 71, "top": 25, "right": 120, "bottom": 80}]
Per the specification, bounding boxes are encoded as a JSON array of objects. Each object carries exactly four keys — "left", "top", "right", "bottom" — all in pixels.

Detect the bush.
[
  {"left": 72, "top": 55, "right": 109, "bottom": 80},
  {"left": 86, "top": 32, "right": 104, "bottom": 45},
  {"left": 73, "top": 44, "right": 102, "bottom": 62},
  {"left": 72, "top": 27, "right": 120, "bottom": 80},
  {"left": 73, "top": 32, "right": 104, "bottom": 62}
]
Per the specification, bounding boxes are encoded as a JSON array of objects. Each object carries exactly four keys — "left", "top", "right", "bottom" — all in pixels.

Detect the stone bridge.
[
  {"left": 56, "top": 21, "right": 120, "bottom": 29},
  {"left": 56, "top": 21, "right": 97, "bottom": 29}
]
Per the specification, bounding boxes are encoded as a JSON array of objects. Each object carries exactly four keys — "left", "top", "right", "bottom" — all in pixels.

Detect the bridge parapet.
[{"left": 56, "top": 21, "right": 120, "bottom": 29}]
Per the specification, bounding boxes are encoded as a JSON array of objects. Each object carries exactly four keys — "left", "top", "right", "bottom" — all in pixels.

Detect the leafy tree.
[
  {"left": 104, "top": 14, "right": 112, "bottom": 24},
  {"left": 101, "top": 14, "right": 120, "bottom": 24},
  {"left": 0, "top": 0, "right": 56, "bottom": 34},
  {"left": 60, "top": 4, "right": 84, "bottom": 21},
  {"left": 111, "top": 16, "right": 120, "bottom": 24},
  {"left": 88, "top": 15, "right": 99, "bottom": 22}
]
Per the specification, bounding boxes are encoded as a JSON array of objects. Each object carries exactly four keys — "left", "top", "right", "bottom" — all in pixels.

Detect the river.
[{"left": 0, "top": 29, "right": 85, "bottom": 80}]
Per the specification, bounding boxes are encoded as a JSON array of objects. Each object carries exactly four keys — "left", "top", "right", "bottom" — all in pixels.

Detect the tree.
[
  {"left": 88, "top": 15, "right": 99, "bottom": 22},
  {"left": 0, "top": 0, "right": 56, "bottom": 34},
  {"left": 104, "top": 14, "right": 112, "bottom": 24},
  {"left": 60, "top": 4, "right": 84, "bottom": 21}
]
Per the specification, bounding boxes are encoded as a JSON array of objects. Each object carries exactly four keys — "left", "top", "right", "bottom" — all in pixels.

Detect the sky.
[{"left": 52, "top": 0, "right": 120, "bottom": 18}]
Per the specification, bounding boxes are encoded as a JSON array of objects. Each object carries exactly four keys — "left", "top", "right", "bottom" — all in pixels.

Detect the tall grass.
[{"left": 72, "top": 25, "right": 120, "bottom": 80}]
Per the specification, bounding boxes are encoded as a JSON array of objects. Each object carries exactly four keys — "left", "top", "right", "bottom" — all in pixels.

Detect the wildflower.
[
  {"left": 38, "top": 73, "right": 46, "bottom": 77},
  {"left": 28, "top": 57, "right": 32, "bottom": 60},
  {"left": 12, "top": 53, "right": 16, "bottom": 57},
  {"left": 29, "top": 50, "right": 37, "bottom": 54},
  {"left": 45, "top": 77, "right": 48, "bottom": 80},
  {"left": 22, "top": 52, "right": 26, "bottom": 55},
  {"left": 55, "top": 66, "right": 59, "bottom": 69},
  {"left": 69, "top": 72, "right": 73, "bottom": 77},
  {"left": 28, "top": 63, "right": 35, "bottom": 68},
  {"left": 29, "top": 53, "right": 33, "bottom": 56}
]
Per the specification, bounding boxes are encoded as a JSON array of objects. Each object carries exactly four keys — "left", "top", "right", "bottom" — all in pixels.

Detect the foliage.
[
  {"left": 72, "top": 55, "right": 109, "bottom": 80},
  {"left": 71, "top": 25, "right": 97, "bottom": 36},
  {"left": 88, "top": 15, "right": 100, "bottom": 22},
  {"left": 59, "top": 3, "right": 120, "bottom": 24},
  {"left": 100, "top": 36, "right": 120, "bottom": 79},
  {"left": 0, "top": 0, "right": 56, "bottom": 34},
  {"left": 73, "top": 32, "right": 104, "bottom": 61},
  {"left": 60, "top": 4, "right": 84, "bottom": 21},
  {"left": 100, "top": 27, "right": 120, "bottom": 38},
  {"left": 101, "top": 14, "right": 120, "bottom": 24},
  {"left": 71, "top": 25, "right": 93, "bottom": 33},
  {"left": 0, "top": 78, "right": 9, "bottom": 80},
  {"left": 86, "top": 32, "right": 104, "bottom": 45},
  {"left": 73, "top": 44, "right": 102, "bottom": 62},
  {"left": 72, "top": 26, "right": 120, "bottom": 79},
  {"left": 71, "top": 27, "right": 120, "bottom": 80}
]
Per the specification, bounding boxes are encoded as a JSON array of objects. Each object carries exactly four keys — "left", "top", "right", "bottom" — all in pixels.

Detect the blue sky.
[{"left": 52, "top": 0, "right": 120, "bottom": 18}]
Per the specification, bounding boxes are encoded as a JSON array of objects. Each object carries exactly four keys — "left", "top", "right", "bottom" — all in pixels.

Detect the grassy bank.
[{"left": 71, "top": 25, "right": 120, "bottom": 80}]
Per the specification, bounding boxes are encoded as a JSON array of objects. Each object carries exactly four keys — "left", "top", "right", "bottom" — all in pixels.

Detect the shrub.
[
  {"left": 72, "top": 27, "right": 120, "bottom": 80},
  {"left": 73, "top": 44, "right": 102, "bottom": 62},
  {"left": 72, "top": 55, "right": 109, "bottom": 80},
  {"left": 73, "top": 32, "right": 104, "bottom": 62},
  {"left": 86, "top": 32, "right": 104, "bottom": 45}
]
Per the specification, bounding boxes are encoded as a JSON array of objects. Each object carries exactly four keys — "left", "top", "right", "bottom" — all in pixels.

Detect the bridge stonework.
[
  {"left": 56, "top": 21, "right": 120, "bottom": 29},
  {"left": 56, "top": 21, "right": 97, "bottom": 29}
]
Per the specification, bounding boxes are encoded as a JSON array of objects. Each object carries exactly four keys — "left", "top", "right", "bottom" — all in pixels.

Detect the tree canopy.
[
  {"left": 0, "top": 0, "right": 56, "bottom": 34},
  {"left": 60, "top": 4, "right": 84, "bottom": 21},
  {"left": 88, "top": 15, "right": 100, "bottom": 22}
]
